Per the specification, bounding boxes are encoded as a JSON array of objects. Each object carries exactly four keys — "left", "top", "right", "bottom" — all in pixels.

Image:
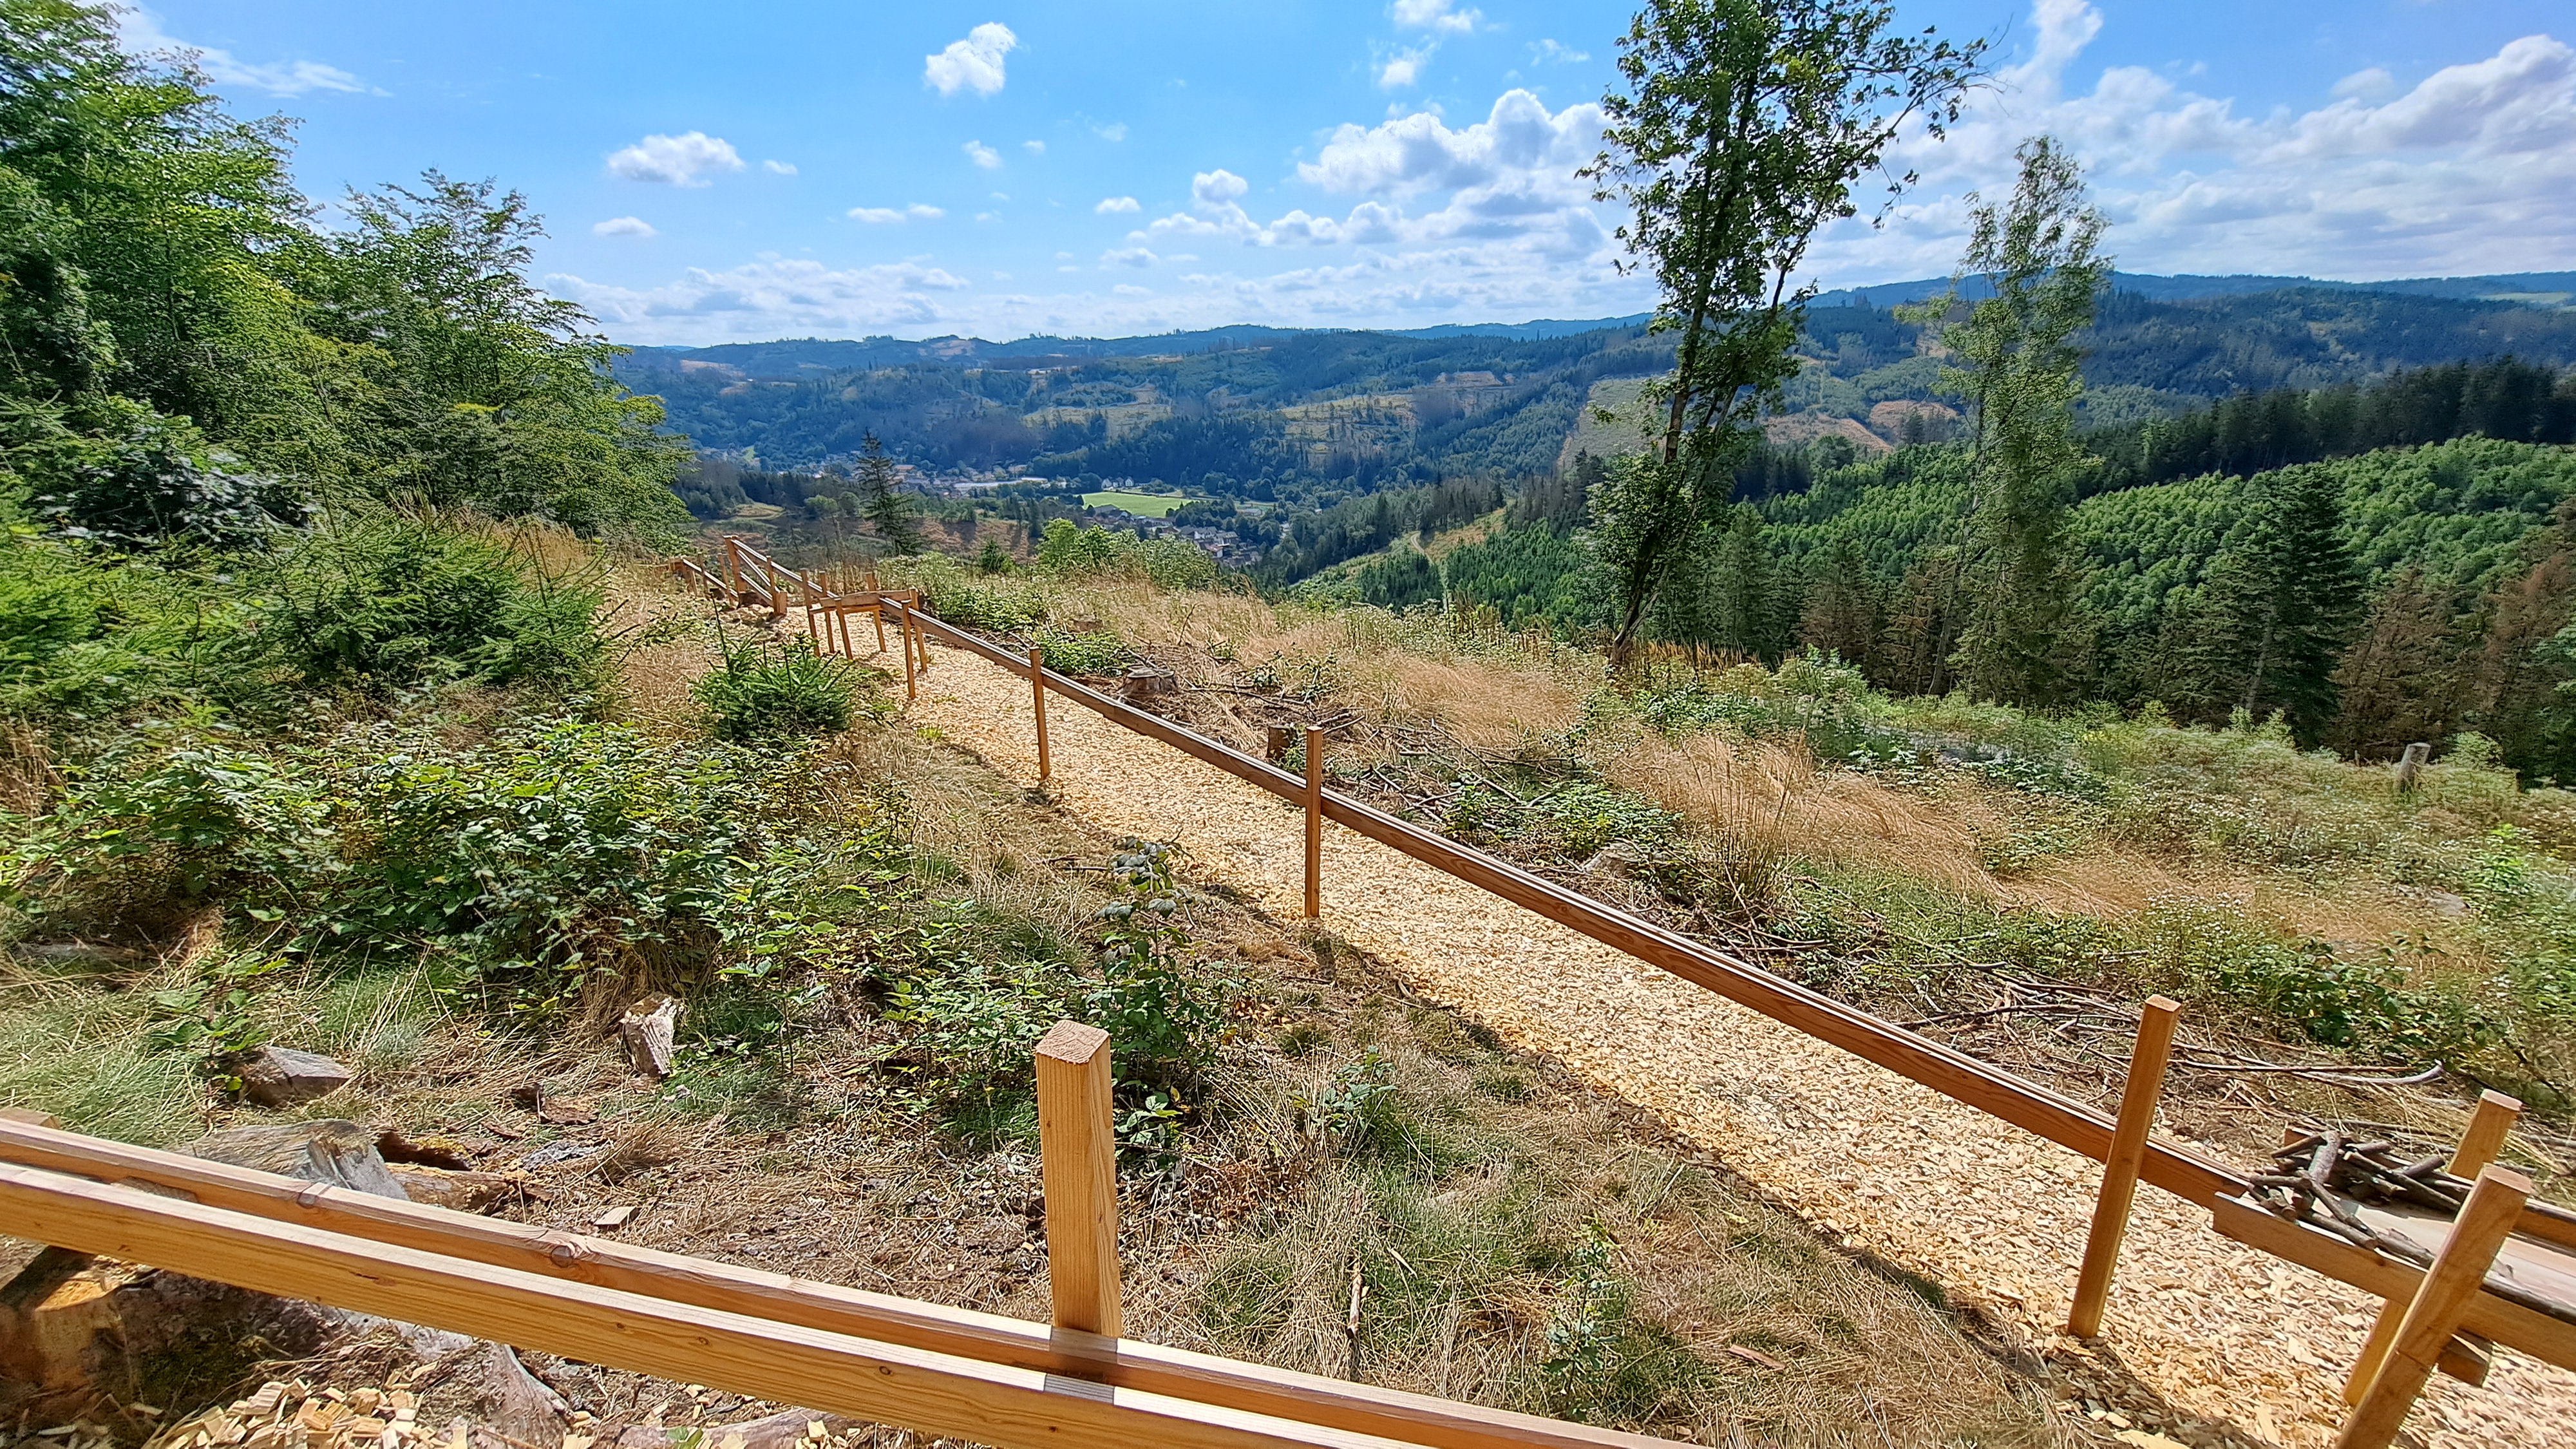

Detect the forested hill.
[{"left": 621, "top": 281, "right": 2576, "bottom": 506}]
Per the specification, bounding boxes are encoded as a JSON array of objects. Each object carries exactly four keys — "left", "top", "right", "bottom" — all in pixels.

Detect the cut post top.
[{"left": 1037, "top": 1019, "right": 1111, "bottom": 1068}]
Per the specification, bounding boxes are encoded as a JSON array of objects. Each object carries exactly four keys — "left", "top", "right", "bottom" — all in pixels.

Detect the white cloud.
[
  {"left": 763, "top": 159, "right": 799, "bottom": 175},
  {"left": 924, "top": 23, "right": 1018, "bottom": 97},
  {"left": 977, "top": 211, "right": 1001, "bottom": 222},
  {"left": 1023, "top": 140, "right": 1046, "bottom": 155},
  {"left": 117, "top": 6, "right": 372, "bottom": 97},
  {"left": 1529, "top": 39, "right": 1588, "bottom": 65},
  {"left": 1103, "top": 247, "right": 1160, "bottom": 268},
  {"left": 1808, "top": 3, "right": 2576, "bottom": 286},
  {"left": 848, "top": 204, "right": 947, "bottom": 223},
  {"left": 1195, "top": 169, "right": 1249, "bottom": 204},
  {"left": 606, "top": 132, "right": 745, "bottom": 187},
  {"left": 1378, "top": 50, "right": 1428, "bottom": 90},
  {"left": 1394, "top": 0, "right": 1479, "bottom": 35},
  {"left": 1301, "top": 89, "right": 1605, "bottom": 198},
  {"left": 549, "top": 258, "right": 976, "bottom": 343},
  {"left": 1114, "top": 283, "right": 1154, "bottom": 296},
  {"left": 1095, "top": 195, "right": 1142, "bottom": 214},
  {"left": 964, "top": 140, "right": 1003, "bottom": 169},
  {"left": 592, "top": 216, "right": 657, "bottom": 238},
  {"left": 1093, "top": 121, "right": 1130, "bottom": 142}
]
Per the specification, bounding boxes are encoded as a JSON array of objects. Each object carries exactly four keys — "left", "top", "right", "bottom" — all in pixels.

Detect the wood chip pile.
[{"left": 146, "top": 1381, "right": 428, "bottom": 1449}]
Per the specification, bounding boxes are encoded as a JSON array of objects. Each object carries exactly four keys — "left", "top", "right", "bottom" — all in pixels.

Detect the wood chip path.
[{"left": 904, "top": 642, "right": 2576, "bottom": 1448}]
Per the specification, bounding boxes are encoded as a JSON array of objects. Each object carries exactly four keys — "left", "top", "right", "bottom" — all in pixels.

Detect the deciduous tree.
[
  {"left": 1582, "top": 0, "right": 1983, "bottom": 661},
  {"left": 1933, "top": 135, "right": 2110, "bottom": 706}
]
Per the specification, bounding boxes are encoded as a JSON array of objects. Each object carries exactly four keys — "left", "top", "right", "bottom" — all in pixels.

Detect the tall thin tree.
[
  {"left": 1581, "top": 0, "right": 1984, "bottom": 662},
  {"left": 1929, "top": 135, "right": 2110, "bottom": 706}
]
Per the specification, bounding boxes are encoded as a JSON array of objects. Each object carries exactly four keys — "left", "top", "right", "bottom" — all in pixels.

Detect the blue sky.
[{"left": 122, "top": 0, "right": 2576, "bottom": 345}]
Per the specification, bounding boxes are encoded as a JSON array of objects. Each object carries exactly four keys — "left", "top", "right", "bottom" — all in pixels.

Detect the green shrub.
[
  {"left": 17, "top": 402, "right": 305, "bottom": 551},
  {"left": 0, "top": 540, "right": 196, "bottom": 716},
  {"left": 332, "top": 719, "right": 848, "bottom": 992},
  {"left": 15, "top": 732, "right": 337, "bottom": 918},
  {"left": 1616, "top": 650, "right": 1910, "bottom": 766},
  {"left": 1034, "top": 518, "right": 1219, "bottom": 589},
  {"left": 878, "top": 551, "right": 1046, "bottom": 630},
  {"left": 1086, "top": 841, "right": 1228, "bottom": 1091},
  {"left": 694, "top": 632, "right": 873, "bottom": 743},
  {"left": 260, "top": 515, "right": 610, "bottom": 693},
  {"left": 2132, "top": 897, "right": 2485, "bottom": 1059},
  {"left": 1030, "top": 623, "right": 1130, "bottom": 677}
]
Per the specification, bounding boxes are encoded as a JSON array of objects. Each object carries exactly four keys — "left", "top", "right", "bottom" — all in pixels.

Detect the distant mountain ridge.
[
  {"left": 1813, "top": 270, "right": 2576, "bottom": 310},
  {"left": 620, "top": 272, "right": 2575, "bottom": 381}
]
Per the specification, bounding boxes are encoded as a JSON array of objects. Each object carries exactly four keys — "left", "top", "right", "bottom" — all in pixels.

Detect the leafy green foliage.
[
  {"left": 22, "top": 405, "right": 305, "bottom": 549},
  {"left": 1028, "top": 623, "right": 1131, "bottom": 677},
  {"left": 260, "top": 515, "right": 612, "bottom": 694},
  {"left": 0, "top": 8, "right": 683, "bottom": 542},
  {"left": 1034, "top": 517, "right": 1219, "bottom": 589},
  {"left": 1086, "top": 842, "right": 1228, "bottom": 1092}
]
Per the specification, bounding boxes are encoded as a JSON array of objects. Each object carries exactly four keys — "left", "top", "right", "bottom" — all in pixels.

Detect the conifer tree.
[
  {"left": 853, "top": 432, "right": 922, "bottom": 554},
  {"left": 2168, "top": 463, "right": 2361, "bottom": 741},
  {"left": 1799, "top": 537, "right": 1879, "bottom": 668},
  {"left": 1707, "top": 506, "right": 1785, "bottom": 659},
  {"left": 2474, "top": 498, "right": 2576, "bottom": 778},
  {"left": 1877, "top": 550, "right": 1965, "bottom": 696},
  {"left": 1932, "top": 136, "right": 2110, "bottom": 706},
  {"left": 2329, "top": 567, "right": 2463, "bottom": 758}
]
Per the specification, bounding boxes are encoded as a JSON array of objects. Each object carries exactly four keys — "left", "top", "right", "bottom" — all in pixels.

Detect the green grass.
[{"left": 1083, "top": 489, "right": 1187, "bottom": 518}]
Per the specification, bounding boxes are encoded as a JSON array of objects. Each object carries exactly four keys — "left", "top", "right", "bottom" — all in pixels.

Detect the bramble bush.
[{"left": 14, "top": 719, "right": 882, "bottom": 1011}]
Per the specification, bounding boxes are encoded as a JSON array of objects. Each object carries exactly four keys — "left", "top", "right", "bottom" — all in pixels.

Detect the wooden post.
[
  {"left": 895, "top": 600, "right": 917, "bottom": 701},
  {"left": 799, "top": 571, "right": 822, "bottom": 655},
  {"left": 1303, "top": 726, "right": 1324, "bottom": 920},
  {"left": 720, "top": 536, "right": 746, "bottom": 603},
  {"left": 2336, "top": 1166, "right": 2533, "bottom": 1449},
  {"left": 1034, "top": 1021, "right": 1121, "bottom": 1338},
  {"left": 2343, "top": 1090, "right": 2523, "bottom": 1403},
  {"left": 2066, "top": 995, "right": 2181, "bottom": 1338},
  {"left": 1030, "top": 647, "right": 1052, "bottom": 784},
  {"left": 909, "top": 592, "right": 931, "bottom": 676},
  {"left": 867, "top": 570, "right": 887, "bottom": 654}
]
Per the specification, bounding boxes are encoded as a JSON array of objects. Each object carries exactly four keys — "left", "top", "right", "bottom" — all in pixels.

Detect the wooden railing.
[
  {"left": 0, "top": 1030, "right": 1678, "bottom": 1449},
  {"left": 659, "top": 542, "right": 2576, "bottom": 1446}
]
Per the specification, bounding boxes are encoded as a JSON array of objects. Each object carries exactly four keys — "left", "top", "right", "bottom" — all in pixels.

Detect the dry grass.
[
  {"left": 1193, "top": 992, "right": 2080, "bottom": 1446},
  {"left": 1603, "top": 732, "right": 2002, "bottom": 896}
]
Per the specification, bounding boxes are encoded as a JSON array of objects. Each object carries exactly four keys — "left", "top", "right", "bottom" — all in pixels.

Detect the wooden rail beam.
[
  {"left": 0, "top": 1162, "right": 1412, "bottom": 1449},
  {"left": 0, "top": 1120, "right": 1680, "bottom": 1449}
]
